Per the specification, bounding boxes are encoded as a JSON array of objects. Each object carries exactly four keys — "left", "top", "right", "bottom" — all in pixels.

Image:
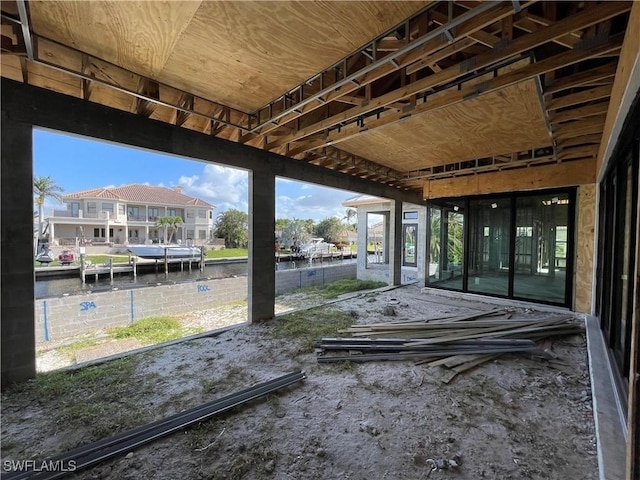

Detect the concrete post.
[
  {"left": 248, "top": 169, "right": 275, "bottom": 322},
  {"left": 1, "top": 117, "right": 36, "bottom": 388},
  {"left": 392, "top": 200, "right": 403, "bottom": 285}
]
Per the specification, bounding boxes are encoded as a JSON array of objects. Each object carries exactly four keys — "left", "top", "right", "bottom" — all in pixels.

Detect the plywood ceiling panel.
[
  {"left": 30, "top": 1, "right": 203, "bottom": 77},
  {"left": 157, "top": 1, "right": 429, "bottom": 112},
  {"left": 339, "top": 79, "right": 551, "bottom": 172}
]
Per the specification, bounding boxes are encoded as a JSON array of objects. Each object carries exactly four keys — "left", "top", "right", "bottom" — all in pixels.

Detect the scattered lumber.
[{"left": 316, "top": 310, "right": 583, "bottom": 379}]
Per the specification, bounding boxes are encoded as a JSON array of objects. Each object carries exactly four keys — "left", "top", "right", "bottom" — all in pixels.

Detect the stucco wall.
[{"left": 354, "top": 202, "right": 427, "bottom": 285}]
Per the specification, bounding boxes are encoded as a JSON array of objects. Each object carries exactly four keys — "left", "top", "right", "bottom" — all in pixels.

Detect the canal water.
[{"left": 35, "top": 257, "right": 356, "bottom": 299}]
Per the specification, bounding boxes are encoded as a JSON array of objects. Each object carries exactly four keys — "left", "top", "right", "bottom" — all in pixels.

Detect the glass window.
[
  {"left": 403, "top": 224, "right": 417, "bottom": 267},
  {"left": 187, "top": 210, "right": 194, "bottom": 218},
  {"left": 118, "top": 204, "right": 125, "bottom": 215},
  {"left": 427, "top": 203, "right": 465, "bottom": 290},
  {"left": 148, "top": 207, "right": 159, "bottom": 220},
  {"left": 167, "top": 209, "right": 177, "bottom": 217},
  {"left": 468, "top": 197, "right": 511, "bottom": 297},
  {"left": 102, "top": 203, "right": 113, "bottom": 213},
  {"left": 403, "top": 211, "right": 418, "bottom": 220},
  {"left": 198, "top": 209, "right": 206, "bottom": 219},
  {"left": 87, "top": 202, "right": 96, "bottom": 214},
  {"left": 198, "top": 230, "right": 207, "bottom": 240},
  {"left": 513, "top": 193, "right": 571, "bottom": 304},
  {"left": 366, "top": 213, "right": 387, "bottom": 267},
  {"left": 127, "top": 206, "right": 139, "bottom": 219}
]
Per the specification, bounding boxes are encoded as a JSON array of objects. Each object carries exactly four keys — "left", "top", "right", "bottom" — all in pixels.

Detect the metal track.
[{"left": 2, "top": 371, "right": 306, "bottom": 480}]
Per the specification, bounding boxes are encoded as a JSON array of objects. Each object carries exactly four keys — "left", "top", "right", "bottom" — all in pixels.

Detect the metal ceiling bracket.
[
  {"left": 15, "top": 0, "right": 33, "bottom": 60},
  {"left": 443, "top": 29, "right": 455, "bottom": 43},
  {"left": 250, "top": 1, "right": 501, "bottom": 133}
]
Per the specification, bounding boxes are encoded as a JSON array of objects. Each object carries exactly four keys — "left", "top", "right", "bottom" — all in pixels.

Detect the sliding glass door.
[
  {"left": 468, "top": 197, "right": 511, "bottom": 296},
  {"left": 428, "top": 202, "right": 464, "bottom": 290},
  {"left": 427, "top": 189, "right": 575, "bottom": 306},
  {"left": 513, "top": 193, "right": 571, "bottom": 304}
]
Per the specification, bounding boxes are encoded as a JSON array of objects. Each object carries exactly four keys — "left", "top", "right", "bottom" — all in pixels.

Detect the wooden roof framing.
[{"left": 0, "top": 0, "right": 634, "bottom": 196}]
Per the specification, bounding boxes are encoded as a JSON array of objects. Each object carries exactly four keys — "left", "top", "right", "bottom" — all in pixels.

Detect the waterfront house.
[
  {"left": 44, "top": 184, "right": 214, "bottom": 245},
  {"left": 343, "top": 195, "right": 427, "bottom": 286}
]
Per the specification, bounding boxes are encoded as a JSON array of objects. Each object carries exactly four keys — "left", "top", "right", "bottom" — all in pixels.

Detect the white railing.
[{"left": 52, "top": 209, "right": 75, "bottom": 218}]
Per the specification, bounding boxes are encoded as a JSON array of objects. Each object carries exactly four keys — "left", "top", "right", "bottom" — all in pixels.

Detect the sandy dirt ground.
[{"left": 2, "top": 285, "right": 597, "bottom": 480}]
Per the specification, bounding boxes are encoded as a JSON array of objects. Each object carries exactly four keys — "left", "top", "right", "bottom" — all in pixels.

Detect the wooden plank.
[
  {"left": 441, "top": 355, "right": 501, "bottom": 383},
  {"left": 557, "top": 145, "right": 599, "bottom": 161},
  {"left": 547, "top": 85, "right": 613, "bottom": 110},
  {"left": 557, "top": 133, "right": 602, "bottom": 148},
  {"left": 514, "top": 17, "right": 581, "bottom": 49},
  {"left": 405, "top": 37, "right": 477, "bottom": 76},
  {"left": 268, "top": 1, "right": 631, "bottom": 149},
  {"left": 554, "top": 116, "right": 606, "bottom": 141},
  {"left": 545, "top": 62, "right": 618, "bottom": 94},
  {"left": 574, "top": 184, "right": 596, "bottom": 314},
  {"left": 597, "top": 1, "right": 640, "bottom": 175},
  {"left": 425, "top": 159, "right": 596, "bottom": 198},
  {"left": 549, "top": 102, "right": 609, "bottom": 123}
]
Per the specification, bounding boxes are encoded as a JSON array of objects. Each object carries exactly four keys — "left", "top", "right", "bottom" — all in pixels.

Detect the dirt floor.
[{"left": 1, "top": 285, "right": 597, "bottom": 479}]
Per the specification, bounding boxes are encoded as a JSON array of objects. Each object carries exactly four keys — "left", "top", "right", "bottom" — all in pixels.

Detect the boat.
[
  {"left": 35, "top": 250, "right": 55, "bottom": 265},
  {"left": 298, "top": 238, "right": 335, "bottom": 257},
  {"left": 128, "top": 244, "right": 202, "bottom": 260},
  {"left": 58, "top": 250, "right": 75, "bottom": 265}
]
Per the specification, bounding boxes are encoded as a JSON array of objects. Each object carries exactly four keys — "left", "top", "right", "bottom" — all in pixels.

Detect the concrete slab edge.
[
  {"left": 419, "top": 287, "right": 572, "bottom": 314},
  {"left": 585, "top": 314, "right": 627, "bottom": 480}
]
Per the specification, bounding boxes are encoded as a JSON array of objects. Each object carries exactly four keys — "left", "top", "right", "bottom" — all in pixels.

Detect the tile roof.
[{"left": 63, "top": 184, "right": 214, "bottom": 208}]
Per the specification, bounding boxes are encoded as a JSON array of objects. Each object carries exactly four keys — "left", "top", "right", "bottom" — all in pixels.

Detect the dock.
[{"left": 35, "top": 251, "right": 357, "bottom": 282}]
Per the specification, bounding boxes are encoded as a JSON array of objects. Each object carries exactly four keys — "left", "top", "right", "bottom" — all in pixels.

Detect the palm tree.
[
  {"left": 156, "top": 216, "right": 183, "bottom": 243},
  {"left": 343, "top": 208, "right": 357, "bottom": 229},
  {"left": 34, "top": 176, "right": 64, "bottom": 236},
  {"left": 167, "top": 216, "right": 183, "bottom": 243}
]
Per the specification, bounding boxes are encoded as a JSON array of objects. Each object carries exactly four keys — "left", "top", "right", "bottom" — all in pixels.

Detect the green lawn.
[
  {"left": 86, "top": 255, "right": 131, "bottom": 265},
  {"left": 206, "top": 248, "right": 248, "bottom": 258},
  {"left": 35, "top": 255, "right": 131, "bottom": 267}
]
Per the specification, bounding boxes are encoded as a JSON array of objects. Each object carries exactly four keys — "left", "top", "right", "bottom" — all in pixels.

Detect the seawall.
[{"left": 35, "top": 263, "right": 356, "bottom": 343}]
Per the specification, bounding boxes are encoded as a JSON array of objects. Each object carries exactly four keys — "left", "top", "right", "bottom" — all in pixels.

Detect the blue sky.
[{"left": 33, "top": 129, "right": 359, "bottom": 222}]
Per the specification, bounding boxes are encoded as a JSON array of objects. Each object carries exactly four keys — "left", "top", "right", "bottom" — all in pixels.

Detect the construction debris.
[{"left": 315, "top": 310, "right": 583, "bottom": 380}]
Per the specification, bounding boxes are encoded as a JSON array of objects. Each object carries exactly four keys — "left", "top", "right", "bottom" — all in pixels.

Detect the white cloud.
[
  {"left": 276, "top": 183, "right": 354, "bottom": 221},
  {"left": 178, "top": 164, "right": 248, "bottom": 213},
  {"left": 176, "top": 167, "right": 355, "bottom": 222}
]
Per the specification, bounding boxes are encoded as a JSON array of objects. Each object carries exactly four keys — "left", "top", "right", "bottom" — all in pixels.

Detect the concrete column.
[
  {"left": 248, "top": 169, "right": 275, "bottom": 322},
  {"left": 1, "top": 118, "right": 36, "bottom": 388},
  {"left": 49, "top": 221, "right": 55, "bottom": 245},
  {"left": 391, "top": 200, "right": 403, "bottom": 285}
]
